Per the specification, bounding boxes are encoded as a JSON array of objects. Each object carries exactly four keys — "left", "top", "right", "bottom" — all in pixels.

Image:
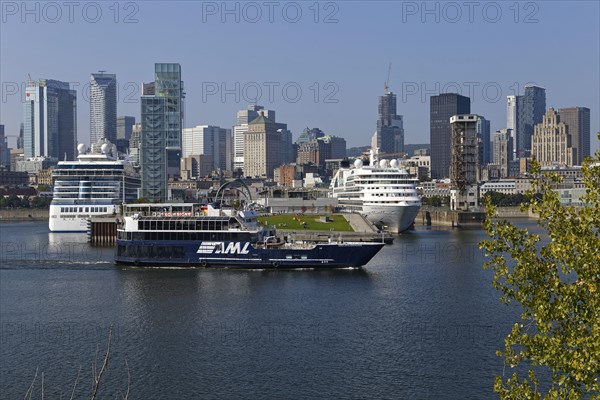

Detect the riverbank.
[{"left": 0, "top": 208, "right": 49, "bottom": 221}]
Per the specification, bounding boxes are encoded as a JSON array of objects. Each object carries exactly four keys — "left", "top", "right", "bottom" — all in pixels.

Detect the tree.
[{"left": 480, "top": 142, "right": 600, "bottom": 399}]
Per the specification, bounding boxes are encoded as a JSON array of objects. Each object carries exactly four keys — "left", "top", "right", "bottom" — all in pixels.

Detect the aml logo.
[{"left": 197, "top": 241, "right": 251, "bottom": 255}]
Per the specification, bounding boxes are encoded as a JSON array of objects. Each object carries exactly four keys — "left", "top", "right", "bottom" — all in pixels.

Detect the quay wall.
[{"left": 0, "top": 209, "right": 49, "bottom": 221}]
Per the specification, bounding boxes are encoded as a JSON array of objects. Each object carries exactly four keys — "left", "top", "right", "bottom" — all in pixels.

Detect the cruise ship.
[
  {"left": 115, "top": 203, "right": 384, "bottom": 268},
  {"left": 49, "top": 142, "right": 141, "bottom": 232},
  {"left": 330, "top": 149, "right": 421, "bottom": 233}
]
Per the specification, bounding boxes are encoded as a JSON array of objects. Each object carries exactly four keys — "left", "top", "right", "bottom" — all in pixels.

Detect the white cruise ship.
[
  {"left": 330, "top": 149, "right": 421, "bottom": 233},
  {"left": 49, "top": 142, "right": 141, "bottom": 232}
]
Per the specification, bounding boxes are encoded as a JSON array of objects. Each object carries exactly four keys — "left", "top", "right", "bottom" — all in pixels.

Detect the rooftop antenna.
[{"left": 384, "top": 63, "right": 391, "bottom": 94}]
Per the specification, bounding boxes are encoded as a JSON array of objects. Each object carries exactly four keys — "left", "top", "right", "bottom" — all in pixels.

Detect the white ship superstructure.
[
  {"left": 330, "top": 149, "right": 421, "bottom": 233},
  {"left": 49, "top": 143, "right": 141, "bottom": 232}
]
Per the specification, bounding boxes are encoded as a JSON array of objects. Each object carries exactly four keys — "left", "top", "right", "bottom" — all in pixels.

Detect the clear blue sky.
[{"left": 1, "top": 1, "right": 599, "bottom": 151}]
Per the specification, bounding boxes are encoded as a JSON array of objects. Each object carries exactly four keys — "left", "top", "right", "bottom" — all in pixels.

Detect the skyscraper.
[
  {"left": 511, "top": 85, "right": 546, "bottom": 158},
  {"left": 506, "top": 96, "right": 518, "bottom": 160},
  {"left": 23, "top": 79, "right": 77, "bottom": 160},
  {"left": 430, "top": 93, "right": 471, "bottom": 179},
  {"left": 0, "top": 125, "right": 9, "bottom": 169},
  {"left": 244, "top": 112, "right": 286, "bottom": 178},
  {"left": 117, "top": 116, "right": 136, "bottom": 140},
  {"left": 140, "top": 63, "right": 183, "bottom": 202},
  {"left": 182, "top": 125, "right": 231, "bottom": 171},
  {"left": 233, "top": 105, "right": 274, "bottom": 172},
  {"left": 17, "top": 123, "right": 24, "bottom": 149},
  {"left": 476, "top": 116, "right": 491, "bottom": 165},
  {"left": 90, "top": 72, "right": 117, "bottom": 144},
  {"left": 531, "top": 108, "right": 575, "bottom": 167},
  {"left": 372, "top": 92, "right": 404, "bottom": 155},
  {"left": 558, "top": 107, "right": 591, "bottom": 165}
]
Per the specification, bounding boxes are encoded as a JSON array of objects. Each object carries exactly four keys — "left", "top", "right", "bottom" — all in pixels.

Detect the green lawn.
[{"left": 258, "top": 214, "right": 354, "bottom": 232}]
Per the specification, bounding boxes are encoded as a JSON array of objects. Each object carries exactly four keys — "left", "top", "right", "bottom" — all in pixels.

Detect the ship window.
[{"left": 85, "top": 207, "right": 89, "bottom": 212}]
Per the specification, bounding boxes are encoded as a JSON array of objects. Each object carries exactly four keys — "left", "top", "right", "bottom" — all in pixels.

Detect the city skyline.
[{"left": 1, "top": 2, "right": 598, "bottom": 152}]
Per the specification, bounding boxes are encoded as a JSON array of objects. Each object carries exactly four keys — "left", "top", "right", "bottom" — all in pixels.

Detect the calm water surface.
[{"left": 0, "top": 220, "right": 535, "bottom": 399}]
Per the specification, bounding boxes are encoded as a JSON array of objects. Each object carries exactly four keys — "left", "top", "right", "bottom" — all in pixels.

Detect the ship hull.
[
  {"left": 362, "top": 203, "right": 420, "bottom": 233},
  {"left": 49, "top": 204, "right": 117, "bottom": 232},
  {"left": 115, "top": 240, "right": 385, "bottom": 269}
]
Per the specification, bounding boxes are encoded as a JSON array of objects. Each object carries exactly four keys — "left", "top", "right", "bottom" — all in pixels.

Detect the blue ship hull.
[{"left": 115, "top": 240, "right": 384, "bottom": 269}]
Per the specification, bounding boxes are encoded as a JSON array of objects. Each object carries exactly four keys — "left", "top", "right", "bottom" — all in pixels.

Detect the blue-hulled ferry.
[{"left": 115, "top": 203, "right": 384, "bottom": 269}]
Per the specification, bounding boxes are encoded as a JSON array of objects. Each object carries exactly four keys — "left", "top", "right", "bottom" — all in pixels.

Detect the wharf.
[{"left": 87, "top": 217, "right": 118, "bottom": 245}]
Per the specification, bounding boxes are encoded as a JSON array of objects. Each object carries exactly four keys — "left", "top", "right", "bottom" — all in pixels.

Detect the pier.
[{"left": 87, "top": 217, "right": 118, "bottom": 245}]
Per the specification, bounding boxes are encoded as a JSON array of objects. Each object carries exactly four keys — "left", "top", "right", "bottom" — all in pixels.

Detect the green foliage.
[
  {"left": 485, "top": 191, "right": 532, "bottom": 207},
  {"left": 422, "top": 195, "right": 449, "bottom": 207},
  {"left": 480, "top": 142, "right": 600, "bottom": 399}
]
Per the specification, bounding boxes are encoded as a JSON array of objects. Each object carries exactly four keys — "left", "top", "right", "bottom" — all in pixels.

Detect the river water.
[{"left": 1, "top": 220, "right": 535, "bottom": 399}]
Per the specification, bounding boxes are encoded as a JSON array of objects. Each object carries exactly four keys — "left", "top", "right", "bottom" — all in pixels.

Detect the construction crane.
[{"left": 384, "top": 63, "right": 392, "bottom": 94}]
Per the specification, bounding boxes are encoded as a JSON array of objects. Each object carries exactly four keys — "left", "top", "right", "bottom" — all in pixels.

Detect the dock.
[{"left": 87, "top": 217, "right": 118, "bottom": 245}]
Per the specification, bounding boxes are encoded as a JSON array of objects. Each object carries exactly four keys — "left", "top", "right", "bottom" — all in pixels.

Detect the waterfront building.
[
  {"left": 558, "top": 107, "right": 591, "bottom": 165},
  {"left": 430, "top": 93, "right": 471, "bottom": 179},
  {"left": 531, "top": 108, "right": 575, "bottom": 167},
  {"left": 90, "top": 72, "right": 117, "bottom": 144},
  {"left": 23, "top": 79, "right": 77, "bottom": 160},
  {"left": 449, "top": 114, "right": 480, "bottom": 210}
]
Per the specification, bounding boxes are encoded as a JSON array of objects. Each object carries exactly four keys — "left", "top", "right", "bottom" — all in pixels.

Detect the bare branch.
[
  {"left": 90, "top": 325, "right": 113, "bottom": 400},
  {"left": 69, "top": 365, "right": 82, "bottom": 400},
  {"left": 123, "top": 358, "right": 130, "bottom": 400},
  {"left": 23, "top": 366, "right": 38, "bottom": 400}
]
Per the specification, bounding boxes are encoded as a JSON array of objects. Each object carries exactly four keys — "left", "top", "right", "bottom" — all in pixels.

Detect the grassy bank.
[{"left": 257, "top": 214, "right": 354, "bottom": 232}]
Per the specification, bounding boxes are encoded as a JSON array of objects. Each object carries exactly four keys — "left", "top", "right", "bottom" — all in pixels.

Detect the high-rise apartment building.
[
  {"left": 558, "top": 107, "right": 591, "bottom": 165},
  {"left": 531, "top": 108, "right": 575, "bottom": 167},
  {"left": 23, "top": 79, "right": 77, "bottom": 160},
  {"left": 430, "top": 93, "right": 471, "bottom": 179},
  {"left": 90, "top": 72, "right": 117, "bottom": 144}
]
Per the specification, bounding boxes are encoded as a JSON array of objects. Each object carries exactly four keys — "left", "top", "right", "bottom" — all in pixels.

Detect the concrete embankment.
[
  {"left": 416, "top": 206, "right": 537, "bottom": 227},
  {"left": 0, "top": 208, "right": 49, "bottom": 221}
]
